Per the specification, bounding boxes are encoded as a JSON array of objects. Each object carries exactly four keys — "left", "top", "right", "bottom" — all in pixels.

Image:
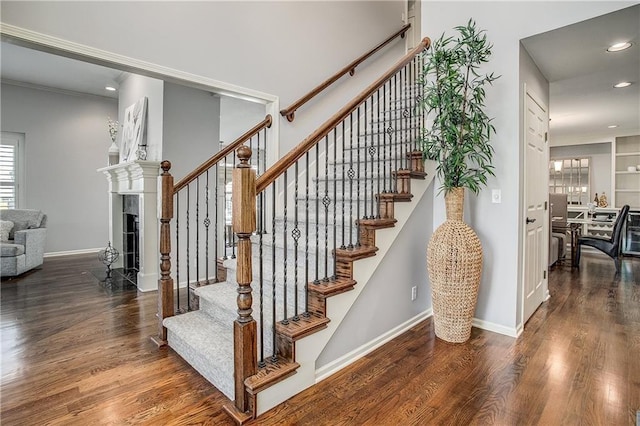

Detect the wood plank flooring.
[{"left": 1, "top": 252, "right": 638, "bottom": 425}]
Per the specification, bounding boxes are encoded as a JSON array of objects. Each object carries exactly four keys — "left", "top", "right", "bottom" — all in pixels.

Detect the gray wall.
[
  {"left": 423, "top": 1, "right": 633, "bottom": 333},
  {"left": 118, "top": 73, "right": 164, "bottom": 162},
  {"left": 162, "top": 82, "right": 221, "bottom": 182},
  {"left": 0, "top": 83, "right": 116, "bottom": 254},
  {"left": 220, "top": 96, "right": 266, "bottom": 147}
]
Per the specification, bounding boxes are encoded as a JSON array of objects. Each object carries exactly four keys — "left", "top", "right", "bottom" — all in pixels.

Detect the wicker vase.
[{"left": 427, "top": 187, "right": 483, "bottom": 343}]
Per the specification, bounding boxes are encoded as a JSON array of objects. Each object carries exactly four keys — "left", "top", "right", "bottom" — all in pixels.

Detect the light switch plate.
[{"left": 492, "top": 189, "right": 501, "bottom": 204}]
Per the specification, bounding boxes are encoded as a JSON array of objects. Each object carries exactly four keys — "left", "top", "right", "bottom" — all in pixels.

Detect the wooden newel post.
[
  {"left": 232, "top": 146, "right": 257, "bottom": 414},
  {"left": 153, "top": 160, "right": 175, "bottom": 347}
]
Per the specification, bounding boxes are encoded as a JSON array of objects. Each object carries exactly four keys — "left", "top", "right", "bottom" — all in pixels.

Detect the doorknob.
[{"left": 526, "top": 217, "right": 536, "bottom": 224}]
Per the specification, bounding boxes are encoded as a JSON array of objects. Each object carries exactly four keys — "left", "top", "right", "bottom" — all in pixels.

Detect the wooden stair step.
[
  {"left": 377, "top": 192, "right": 413, "bottom": 202},
  {"left": 309, "top": 277, "right": 357, "bottom": 297},
  {"left": 276, "top": 312, "right": 330, "bottom": 341},
  {"left": 357, "top": 218, "right": 397, "bottom": 229},
  {"left": 409, "top": 170, "right": 427, "bottom": 179},
  {"left": 245, "top": 355, "right": 300, "bottom": 395},
  {"left": 334, "top": 245, "right": 379, "bottom": 261}
]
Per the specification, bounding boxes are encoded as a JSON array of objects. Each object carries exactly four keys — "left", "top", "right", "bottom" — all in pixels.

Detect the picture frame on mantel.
[{"left": 120, "top": 97, "right": 148, "bottom": 163}]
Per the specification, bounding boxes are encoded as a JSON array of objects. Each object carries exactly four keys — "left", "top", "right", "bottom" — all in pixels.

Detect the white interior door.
[
  {"left": 406, "top": 0, "right": 421, "bottom": 52},
  {"left": 523, "top": 89, "right": 549, "bottom": 324}
]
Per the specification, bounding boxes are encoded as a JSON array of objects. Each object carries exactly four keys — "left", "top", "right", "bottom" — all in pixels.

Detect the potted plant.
[{"left": 419, "top": 19, "right": 499, "bottom": 343}]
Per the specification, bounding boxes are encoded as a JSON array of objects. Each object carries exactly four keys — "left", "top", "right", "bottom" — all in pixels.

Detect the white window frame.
[{"left": 0, "top": 132, "right": 26, "bottom": 209}]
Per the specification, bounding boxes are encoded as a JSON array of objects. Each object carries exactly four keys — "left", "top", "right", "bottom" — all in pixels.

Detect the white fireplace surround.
[{"left": 98, "top": 160, "right": 161, "bottom": 292}]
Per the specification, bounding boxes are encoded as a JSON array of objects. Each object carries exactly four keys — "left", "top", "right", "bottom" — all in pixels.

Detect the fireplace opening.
[{"left": 122, "top": 195, "right": 140, "bottom": 273}]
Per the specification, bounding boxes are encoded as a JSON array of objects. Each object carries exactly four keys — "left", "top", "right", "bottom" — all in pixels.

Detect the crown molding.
[{"left": 0, "top": 22, "right": 277, "bottom": 104}]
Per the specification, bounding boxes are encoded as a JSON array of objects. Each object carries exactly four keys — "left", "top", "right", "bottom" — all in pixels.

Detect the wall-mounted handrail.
[
  {"left": 173, "top": 114, "right": 272, "bottom": 193},
  {"left": 279, "top": 24, "right": 411, "bottom": 123},
  {"left": 258, "top": 37, "right": 430, "bottom": 194}
]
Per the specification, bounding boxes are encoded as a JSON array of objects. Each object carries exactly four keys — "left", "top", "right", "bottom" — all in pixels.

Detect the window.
[{"left": 0, "top": 132, "right": 25, "bottom": 209}]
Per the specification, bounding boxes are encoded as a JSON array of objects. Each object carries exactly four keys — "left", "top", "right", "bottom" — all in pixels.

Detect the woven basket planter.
[{"left": 427, "top": 187, "right": 483, "bottom": 343}]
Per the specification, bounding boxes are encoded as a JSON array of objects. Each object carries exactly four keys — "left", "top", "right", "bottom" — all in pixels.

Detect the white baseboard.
[
  {"left": 44, "top": 248, "right": 101, "bottom": 258},
  {"left": 315, "top": 309, "right": 432, "bottom": 383},
  {"left": 472, "top": 317, "right": 519, "bottom": 338}
]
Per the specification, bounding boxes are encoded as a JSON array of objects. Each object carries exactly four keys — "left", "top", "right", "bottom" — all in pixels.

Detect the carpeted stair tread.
[{"left": 164, "top": 310, "right": 234, "bottom": 400}]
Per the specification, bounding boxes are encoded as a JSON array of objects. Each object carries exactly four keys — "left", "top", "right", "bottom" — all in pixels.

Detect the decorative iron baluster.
[
  {"left": 271, "top": 183, "right": 277, "bottom": 361},
  {"left": 214, "top": 164, "right": 219, "bottom": 281},
  {"left": 393, "top": 73, "right": 399, "bottom": 193},
  {"left": 340, "top": 121, "right": 346, "bottom": 250},
  {"left": 348, "top": 112, "right": 354, "bottom": 249},
  {"left": 332, "top": 127, "right": 338, "bottom": 278},
  {"left": 176, "top": 193, "right": 180, "bottom": 311},
  {"left": 293, "top": 162, "right": 300, "bottom": 320},
  {"left": 258, "top": 204, "right": 265, "bottom": 367},
  {"left": 196, "top": 176, "right": 200, "bottom": 287},
  {"left": 205, "top": 170, "right": 210, "bottom": 284},
  {"left": 223, "top": 156, "right": 228, "bottom": 261},
  {"left": 282, "top": 170, "right": 289, "bottom": 325},
  {"left": 323, "top": 135, "right": 330, "bottom": 282},
  {"left": 382, "top": 81, "right": 389, "bottom": 193},
  {"left": 368, "top": 94, "right": 376, "bottom": 219},
  {"left": 305, "top": 152, "right": 310, "bottom": 313},
  {"left": 314, "top": 142, "right": 320, "bottom": 284},
  {"left": 376, "top": 86, "right": 382, "bottom": 219},
  {"left": 355, "top": 106, "right": 361, "bottom": 248},
  {"left": 186, "top": 184, "right": 190, "bottom": 311}
]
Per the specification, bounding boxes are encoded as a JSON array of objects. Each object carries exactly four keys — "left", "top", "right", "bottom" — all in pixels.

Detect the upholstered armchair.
[{"left": 0, "top": 209, "right": 47, "bottom": 277}]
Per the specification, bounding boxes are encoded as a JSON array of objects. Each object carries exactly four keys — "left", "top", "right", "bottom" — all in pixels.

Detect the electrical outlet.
[{"left": 411, "top": 286, "right": 417, "bottom": 301}]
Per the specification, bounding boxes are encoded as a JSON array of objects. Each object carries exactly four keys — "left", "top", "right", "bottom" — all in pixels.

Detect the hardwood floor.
[{"left": 1, "top": 252, "right": 638, "bottom": 425}]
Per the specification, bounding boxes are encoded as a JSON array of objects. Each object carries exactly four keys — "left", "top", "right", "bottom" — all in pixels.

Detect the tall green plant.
[{"left": 419, "top": 19, "right": 499, "bottom": 195}]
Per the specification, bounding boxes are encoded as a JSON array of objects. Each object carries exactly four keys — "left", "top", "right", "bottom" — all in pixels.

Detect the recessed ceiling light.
[
  {"left": 607, "top": 42, "right": 632, "bottom": 52},
  {"left": 105, "top": 86, "right": 117, "bottom": 91},
  {"left": 613, "top": 81, "right": 632, "bottom": 88},
  {"left": 607, "top": 125, "right": 618, "bottom": 129}
]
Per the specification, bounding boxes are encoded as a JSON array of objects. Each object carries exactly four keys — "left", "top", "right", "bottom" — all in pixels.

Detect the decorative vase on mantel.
[
  {"left": 108, "top": 141, "right": 120, "bottom": 166},
  {"left": 427, "top": 187, "right": 483, "bottom": 343}
]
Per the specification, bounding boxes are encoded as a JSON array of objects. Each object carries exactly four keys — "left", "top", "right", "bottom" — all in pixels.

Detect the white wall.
[
  {"left": 118, "top": 73, "right": 164, "bottom": 162},
  {"left": 0, "top": 83, "right": 116, "bottom": 254},
  {"left": 422, "top": 1, "right": 634, "bottom": 333}
]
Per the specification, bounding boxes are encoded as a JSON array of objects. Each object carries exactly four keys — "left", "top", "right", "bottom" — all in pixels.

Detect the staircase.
[{"left": 155, "top": 37, "right": 433, "bottom": 424}]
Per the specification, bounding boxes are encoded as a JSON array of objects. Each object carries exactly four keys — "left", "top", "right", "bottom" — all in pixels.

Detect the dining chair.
[{"left": 574, "top": 205, "right": 630, "bottom": 272}]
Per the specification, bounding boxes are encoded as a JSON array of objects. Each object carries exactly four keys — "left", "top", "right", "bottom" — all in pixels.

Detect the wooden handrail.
[
  {"left": 257, "top": 37, "right": 430, "bottom": 194},
  {"left": 280, "top": 24, "right": 412, "bottom": 123},
  {"left": 173, "top": 114, "right": 272, "bottom": 193}
]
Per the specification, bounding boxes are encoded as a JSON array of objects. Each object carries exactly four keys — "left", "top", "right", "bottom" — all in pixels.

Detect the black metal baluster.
[
  {"left": 368, "top": 94, "right": 375, "bottom": 219},
  {"left": 293, "top": 162, "right": 300, "bottom": 321},
  {"left": 271, "top": 183, "right": 277, "bottom": 361},
  {"left": 348, "top": 112, "right": 354, "bottom": 249},
  {"left": 400, "top": 66, "right": 407, "bottom": 171},
  {"left": 305, "top": 152, "right": 310, "bottom": 313},
  {"left": 176, "top": 193, "right": 180, "bottom": 311},
  {"left": 314, "top": 142, "right": 320, "bottom": 283},
  {"left": 340, "top": 121, "right": 346, "bottom": 250},
  {"left": 383, "top": 81, "right": 389, "bottom": 194},
  {"left": 355, "top": 107, "right": 361, "bottom": 248},
  {"left": 196, "top": 177, "right": 200, "bottom": 286},
  {"left": 223, "top": 156, "right": 228, "bottom": 261},
  {"left": 282, "top": 171, "right": 289, "bottom": 325},
  {"left": 205, "top": 170, "right": 210, "bottom": 284},
  {"left": 362, "top": 101, "right": 367, "bottom": 221},
  {"left": 393, "top": 73, "right": 399, "bottom": 193},
  {"left": 376, "top": 87, "right": 382, "bottom": 219},
  {"left": 258, "top": 199, "right": 265, "bottom": 367},
  {"left": 214, "top": 164, "right": 219, "bottom": 281},
  {"left": 323, "top": 135, "right": 330, "bottom": 281},
  {"left": 332, "top": 127, "right": 338, "bottom": 279},
  {"left": 186, "top": 185, "right": 190, "bottom": 311}
]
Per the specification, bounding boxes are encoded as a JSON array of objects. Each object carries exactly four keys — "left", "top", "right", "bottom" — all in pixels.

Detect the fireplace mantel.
[{"left": 98, "top": 160, "right": 161, "bottom": 292}]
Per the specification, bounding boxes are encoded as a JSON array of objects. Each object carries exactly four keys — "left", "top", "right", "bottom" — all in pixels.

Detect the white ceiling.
[
  {"left": 1, "top": 41, "right": 126, "bottom": 99},
  {"left": 522, "top": 4, "right": 640, "bottom": 146},
  {"left": 1, "top": 5, "right": 638, "bottom": 147}
]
